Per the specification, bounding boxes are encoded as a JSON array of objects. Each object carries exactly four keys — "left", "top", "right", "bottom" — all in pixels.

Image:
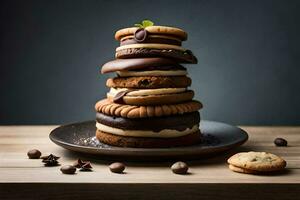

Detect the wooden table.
[{"left": 0, "top": 126, "right": 299, "bottom": 200}]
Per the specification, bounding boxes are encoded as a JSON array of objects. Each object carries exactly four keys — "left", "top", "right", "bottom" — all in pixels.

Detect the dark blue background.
[{"left": 1, "top": 0, "right": 300, "bottom": 125}]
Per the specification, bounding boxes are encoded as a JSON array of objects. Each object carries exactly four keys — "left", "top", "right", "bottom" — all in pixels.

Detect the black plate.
[{"left": 49, "top": 120, "right": 248, "bottom": 160}]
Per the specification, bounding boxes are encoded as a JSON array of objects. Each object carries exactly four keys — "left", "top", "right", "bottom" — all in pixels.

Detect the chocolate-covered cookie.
[
  {"left": 101, "top": 58, "right": 183, "bottom": 74},
  {"left": 96, "top": 112, "right": 200, "bottom": 132},
  {"left": 115, "top": 47, "right": 197, "bottom": 64},
  {"left": 121, "top": 36, "right": 182, "bottom": 46}
]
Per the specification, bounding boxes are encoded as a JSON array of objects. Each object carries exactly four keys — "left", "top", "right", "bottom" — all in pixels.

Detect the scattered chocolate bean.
[
  {"left": 27, "top": 149, "right": 41, "bottom": 159},
  {"left": 171, "top": 161, "right": 189, "bottom": 174},
  {"left": 60, "top": 165, "right": 76, "bottom": 174},
  {"left": 79, "top": 162, "right": 93, "bottom": 171},
  {"left": 73, "top": 159, "right": 93, "bottom": 171},
  {"left": 73, "top": 159, "right": 85, "bottom": 168},
  {"left": 109, "top": 162, "right": 125, "bottom": 173},
  {"left": 41, "top": 154, "right": 60, "bottom": 166},
  {"left": 274, "top": 138, "right": 288, "bottom": 147}
]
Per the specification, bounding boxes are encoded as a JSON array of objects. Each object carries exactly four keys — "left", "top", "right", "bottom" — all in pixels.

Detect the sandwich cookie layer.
[
  {"left": 108, "top": 87, "right": 187, "bottom": 96},
  {"left": 96, "top": 129, "right": 201, "bottom": 148},
  {"left": 106, "top": 76, "right": 191, "bottom": 89},
  {"left": 96, "top": 122, "right": 199, "bottom": 138},
  {"left": 107, "top": 89, "right": 194, "bottom": 105},
  {"left": 116, "top": 43, "right": 186, "bottom": 52},
  {"left": 96, "top": 112, "right": 200, "bottom": 132},
  {"left": 95, "top": 99, "right": 203, "bottom": 118}
]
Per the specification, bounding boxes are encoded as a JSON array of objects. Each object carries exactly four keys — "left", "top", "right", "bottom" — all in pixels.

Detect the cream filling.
[
  {"left": 108, "top": 87, "right": 186, "bottom": 97},
  {"left": 116, "top": 70, "right": 187, "bottom": 77},
  {"left": 96, "top": 122, "right": 199, "bottom": 138},
  {"left": 116, "top": 43, "right": 186, "bottom": 52}
]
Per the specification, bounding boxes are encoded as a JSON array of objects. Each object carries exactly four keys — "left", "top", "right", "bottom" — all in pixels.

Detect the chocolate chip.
[
  {"left": 60, "top": 165, "right": 76, "bottom": 174},
  {"left": 109, "top": 162, "right": 125, "bottom": 173},
  {"left": 27, "top": 149, "right": 41, "bottom": 159},
  {"left": 274, "top": 138, "right": 288, "bottom": 146},
  {"left": 171, "top": 161, "right": 189, "bottom": 174},
  {"left": 139, "top": 79, "right": 149, "bottom": 86},
  {"left": 134, "top": 28, "right": 148, "bottom": 42}
]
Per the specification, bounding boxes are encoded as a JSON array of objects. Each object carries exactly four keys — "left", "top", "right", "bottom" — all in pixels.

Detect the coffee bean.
[
  {"left": 274, "top": 138, "right": 288, "bottom": 147},
  {"left": 171, "top": 161, "right": 189, "bottom": 174},
  {"left": 60, "top": 165, "right": 76, "bottom": 174},
  {"left": 27, "top": 149, "right": 41, "bottom": 159},
  {"left": 109, "top": 162, "right": 125, "bottom": 173}
]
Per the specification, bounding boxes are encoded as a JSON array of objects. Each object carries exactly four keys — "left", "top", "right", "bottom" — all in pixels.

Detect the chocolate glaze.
[
  {"left": 101, "top": 58, "right": 182, "bottom": 74},
  {"left": 130, "top": 65, "right": 186, "bottom": 71},
  {"left": 121, "top": 37, "right": 182, "bottom": 46},
  {"left": 96, "top": 112, "right": 200, "bottom": 132},
  {"left": 116, "top": 48, "right": 198, "bottom": 64}
]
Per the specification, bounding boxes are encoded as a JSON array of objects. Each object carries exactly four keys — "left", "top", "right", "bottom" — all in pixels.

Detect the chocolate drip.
[{"left": 113, "top": 89, "right": 136, "bottom": 104}]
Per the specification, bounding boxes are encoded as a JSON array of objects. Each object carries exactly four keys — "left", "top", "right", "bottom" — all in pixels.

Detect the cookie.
[
  {"left": 227, "top": 152, "right": 287, "bottom": 172},
  {"left": 96, "top": 129, "right": 201, "bottom": 148},
  {"left": 228, "top": 164, "right": 259, "bottom": 174},
  {"left": 115, "top": 26, "right": 188, "bottom": 41},
  {"left": 94, "top": 99, "right": 203, "bottom": 118},
  {"left": 101, "top": 58, "right": 183, "bottom": 74},
  {"left": 107, "top": 90, "right": 194, "bottom": 105},
  {"left": 96, "top": 112, "right": 200, "bottom": 132},
  {"left": 106, "top": 76, "right": 191, "bottom": 89},
  {"left": 116, "top": 43, "right": 186, "bottom": 52},
  {"left": 115, "top": 47, "right": 197, "bottom": 64}
]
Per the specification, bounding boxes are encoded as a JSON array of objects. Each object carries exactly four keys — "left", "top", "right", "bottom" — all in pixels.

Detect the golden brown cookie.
[
  {"left": 115, "top": 26, "right": 188, "bottom": 41},
  {"left": 106, "top": 76, "right": 191, "bottom": 89},
  {"left": 227, "top": 152, "right": 287, "bottom": 172},
  {"left": 228, "top": 164, "right": 259, "bottom": 174},
  {"left": 95, "top": 99, "right": 203, "bottom": 118},
  {"left": 96, "top": 129, "right": 201, "bottom": 148},
  {"left": 107, "top": 90, "right": 194, "bottom": 106}
]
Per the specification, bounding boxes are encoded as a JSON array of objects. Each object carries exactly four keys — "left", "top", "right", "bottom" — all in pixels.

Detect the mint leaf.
[
  {"left": 134, "top": 20, "right": 154, "bottom": 28},
  {"left": 142, "top": 20, "right": 154, "bottom": 27},
  {"left": 134, "top": 23, "right": 143, "bottom": 28}
]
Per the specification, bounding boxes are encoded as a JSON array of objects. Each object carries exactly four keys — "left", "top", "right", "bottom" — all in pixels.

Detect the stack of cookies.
[{"left": 95, "top": 20, "right": 203, "bottom": 148}]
